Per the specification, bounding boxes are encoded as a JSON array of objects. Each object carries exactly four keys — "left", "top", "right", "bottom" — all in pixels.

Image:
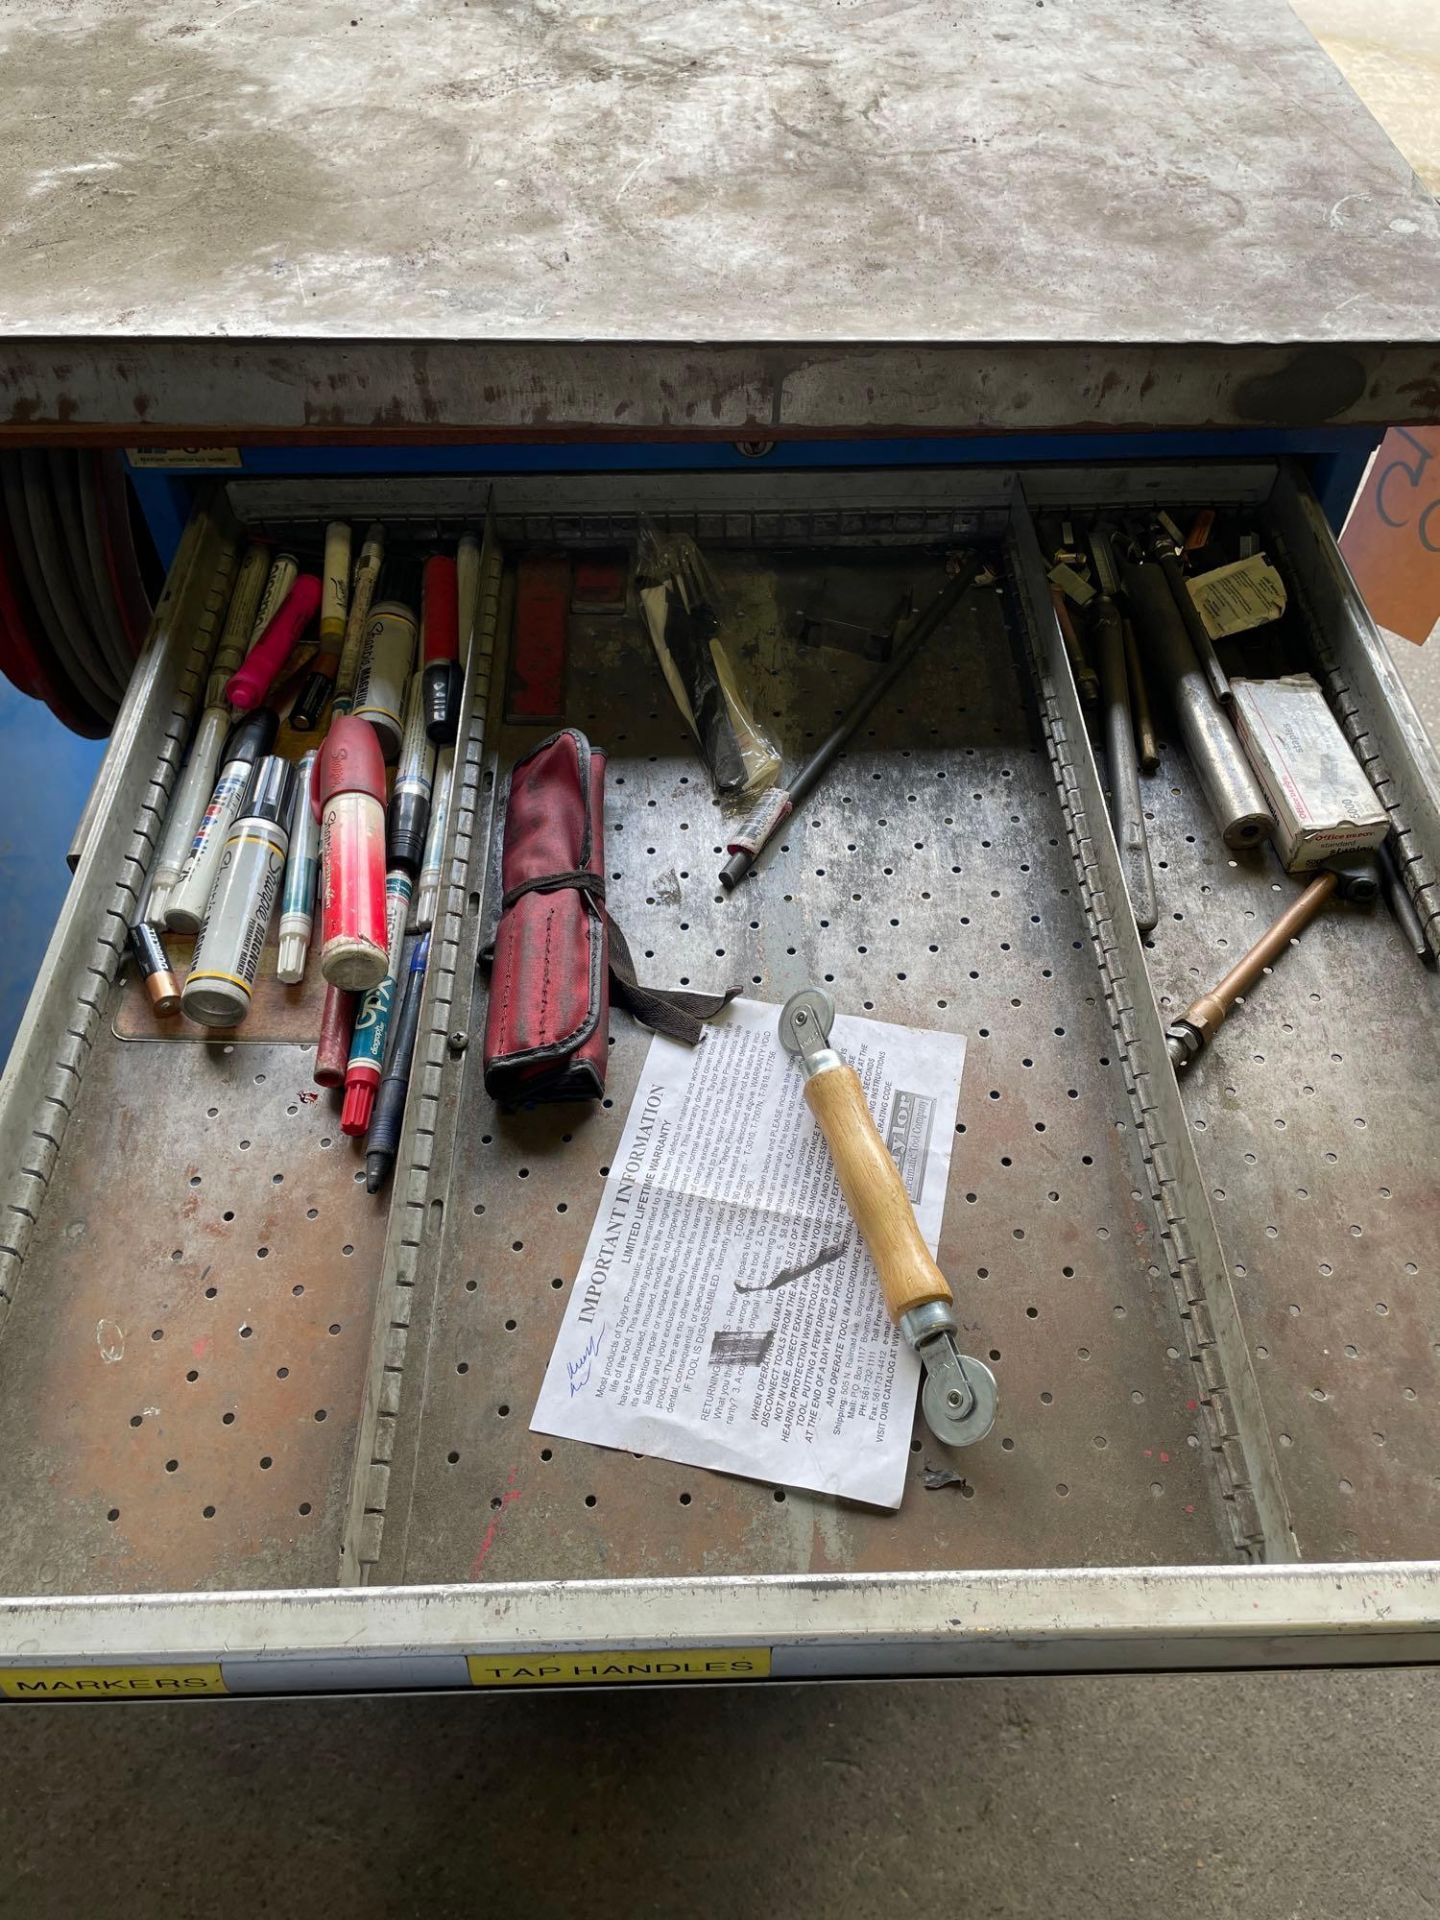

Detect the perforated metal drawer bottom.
[{"left": 376, "top": 548, "right": 1231, "bottom": 1584}]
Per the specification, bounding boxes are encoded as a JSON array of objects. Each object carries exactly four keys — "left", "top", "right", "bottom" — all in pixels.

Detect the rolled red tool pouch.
[{"left": 484, "top": 729, "right": 737, "bottom": 1103}]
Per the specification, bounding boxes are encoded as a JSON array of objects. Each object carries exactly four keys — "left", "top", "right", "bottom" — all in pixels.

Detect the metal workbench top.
[{"left": 2, "top": 0, "right": 1439, "bottom": 436}]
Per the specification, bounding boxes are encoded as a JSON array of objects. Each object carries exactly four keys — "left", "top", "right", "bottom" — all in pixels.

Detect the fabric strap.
[{"left": 493, "top": 868, "right": 737, "bottom": 1046}]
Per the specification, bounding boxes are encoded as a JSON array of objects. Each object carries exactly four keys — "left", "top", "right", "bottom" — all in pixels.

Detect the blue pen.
[{"left": 364, "top": 931, "right": 430, "bottom": 1193}]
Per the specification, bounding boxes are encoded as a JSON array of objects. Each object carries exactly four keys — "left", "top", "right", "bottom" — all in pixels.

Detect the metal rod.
[
  {"left": 1157, "top": 545, "right": 1231, "bottom": 706},
  {"left": 1122, "top": 559, "right": 1274, "bottom": 851},
  {"left": 719, "top": 553, "right": 982, "bottom": 889},
  {"left": 1377, "top": 837, "right": 1433, "bottom": 964},
  {"left": 1094, "top": 597, "right": 1158, "bottom": 932},
  {"left": 1166, "top": 870, "right": 1337, "bottom": 1067},
  {"left": 1050, "top": 586, "right": 1099, "bottom": 705},
  {"left": 1122, "top": 614, "right": 1159, "bottom": 773}
]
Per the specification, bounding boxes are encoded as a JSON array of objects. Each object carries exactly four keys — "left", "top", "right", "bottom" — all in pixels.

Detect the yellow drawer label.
[
  {"left": 0, "top": 1664, "right": 227, "bottom": 1700},
  {"left": 467, "top": 1648, "right": 771, "bottom": 1688}
]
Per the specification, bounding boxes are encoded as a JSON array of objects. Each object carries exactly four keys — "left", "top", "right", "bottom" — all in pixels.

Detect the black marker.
[{"left": 364, "top": 932, "right": 429, "bottom": 1193}]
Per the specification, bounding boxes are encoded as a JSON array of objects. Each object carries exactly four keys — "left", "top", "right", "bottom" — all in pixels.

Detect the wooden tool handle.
[{"left": 804, "top": 1064, "right": 953, "bottom": 1322}]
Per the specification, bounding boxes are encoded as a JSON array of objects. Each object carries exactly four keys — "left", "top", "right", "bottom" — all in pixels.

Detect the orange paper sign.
[{"left": 1340, "top": 427, "right": 1440, "bottom": 645}]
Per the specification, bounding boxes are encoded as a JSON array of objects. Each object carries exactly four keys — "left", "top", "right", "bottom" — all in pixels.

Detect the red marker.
[
  {"left": 314, "top": 984, "right": 357, "bottom": 1089},
  {"left": 421, "top": 554, "right": 460, "bottom": 744},
  {"left": 225, "top": 573, "right": 322, "bottom": 711},
  {"left": 316, "top": 716, "right": 389, "bottom": 991}
]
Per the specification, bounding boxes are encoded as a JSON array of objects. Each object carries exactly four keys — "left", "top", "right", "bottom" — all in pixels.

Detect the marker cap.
[
  {"left": 317, "top": 716, "right": 387, "bottom": 808},
  {"left": 241, "top": 755, "right": 297, "bottom": 828},
  {"left": 341, "top": 1077, "right": 377, "bottom": 1136},
  {"left": 221, "top": 707, "right": 279, "bottom": 769}
]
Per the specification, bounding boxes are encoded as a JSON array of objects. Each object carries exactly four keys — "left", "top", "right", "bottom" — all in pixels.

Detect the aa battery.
[
  {"left": 149, "top": 703, "right": 230, "bottom": 922},
  {"left": 164, "top": 709, "right": 278, "bottom": 932},
  {"left": 181, "top": 756, "right": 296, "bottom": 1027},
  {"left": 276, "top": 748, "right": 320, "bottom": 984},
  {"left": 388, "top": 673, "right": 436, "bottom": 873},
  {"left": 351, "top": 594, "right": 417, "bottom": 760},
  {"left": 128, "top": 921, "right": 182, "bottom": 1017},
  {"left": 410, "top": 743, "right": 454, "bottom": 933}
]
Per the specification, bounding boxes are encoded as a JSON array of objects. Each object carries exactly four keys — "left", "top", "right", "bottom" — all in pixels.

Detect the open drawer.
[{"left": 2, "top": 459, "right": 1438, "bottom": 1695}]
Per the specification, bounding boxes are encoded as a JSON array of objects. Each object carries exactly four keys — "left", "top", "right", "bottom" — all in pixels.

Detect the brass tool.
[
  {"left": 1122, "top": 615, "right": 1159, "bottom": 773},
  {"left": 779, "top": 987, "right": 997, "bottom": 1447},
  {"left": 1166, "top": 871, "right": 1336, "bottom": 1068}
]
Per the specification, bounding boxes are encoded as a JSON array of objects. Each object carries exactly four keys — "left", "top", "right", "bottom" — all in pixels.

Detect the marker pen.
[
  {"left": 316, "top": 716, "right": 389, "bottom": 991},
  {"left": 341, "top": 867, "right": 413, "bottom": 1137},
  {"left": 351, "top": 566, "right": 418, "bottom": 759},
  {"left": 388, "top": 672, "right": 437, "bottom": 874},
  {"left": 366, "top": 931, "right": 430, "bottom": 1191},
  {"left": 149, "top": 703, "right": 230, "bottom": 922},
  {"left": 244, "top": 552, "right": 300, "bottom": 663},
  {"left": 290, "top": 521, "right": 352, "bottom": 731},
  {"left": 181, "top": 756, "right": 296, "bottom": 1028},
  {"left": 276, "top": 748, "right": 320, "bottom": 984},
  {"left": 225, "top": 572, "right": 322, "bottom": 711},
  {"left": 314, "top": 984, "right": 357, "bottom": 1089},
  {"left": 410, "top": 743, "right": 454, "bottom": 933},
  {"left": 164, "top": 709, "right": 278, "bottom": 933},
  {"left": 332, "top": 523, "right": 385, "bottom": 718},
  {"left": 128, "top": 920, "right": 182, "bottom": 1018},
  {"left": 205, "top": 542, "right": 272, "bottom": 709},
  {"left": 421, "top": 553, "right": 460, "bottom": 744}
]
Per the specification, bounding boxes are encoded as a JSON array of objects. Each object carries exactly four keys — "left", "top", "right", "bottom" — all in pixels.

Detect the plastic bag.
[{"left": 634, "top": 521, "right": 781, "bottom": 798}]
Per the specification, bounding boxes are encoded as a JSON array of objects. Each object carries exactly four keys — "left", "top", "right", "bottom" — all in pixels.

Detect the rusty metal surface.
[
  {"left": 1144, "top": 762, "right": 1440, "bottom": 1561},
  {"left": 2, "top": 0, "right": 1440, "bottom": 434},
  {"left": 379, "top": 551, "right": 1230, "bottom": 1585},
  {"left": 0, "top": 974, "right": 389, "bottom": 1595},
  {"left": 113, "top": 936, "right": 323, "bottom": 1044}
]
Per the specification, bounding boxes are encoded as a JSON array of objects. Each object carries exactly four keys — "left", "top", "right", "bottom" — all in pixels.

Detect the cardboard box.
[{"left": 1231, "top": 675, "right": 1389, "bottom": 870}]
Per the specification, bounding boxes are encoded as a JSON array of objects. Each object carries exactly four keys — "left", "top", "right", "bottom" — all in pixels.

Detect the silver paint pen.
[
  {"left": 182, "top": 756, "right": 296, "bottom": 1028},
  {"left": 164, "top": 708, "right": 278, "bottom": 933},
  {"left": 387, "top": 672, "right": 436, "bottom": 873}
]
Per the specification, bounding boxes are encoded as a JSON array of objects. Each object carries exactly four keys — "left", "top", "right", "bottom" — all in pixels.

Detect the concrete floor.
[{"left": 4, "top": 5, "right": 1440, "bottom": 1917}]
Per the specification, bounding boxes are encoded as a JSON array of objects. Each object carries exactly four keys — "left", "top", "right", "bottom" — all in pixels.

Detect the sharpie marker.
[
  {"left": 388, "top": 671, "right": 436, "bottom": 874},
  {"left": 316, "top": 716, "right": 389, "bottom": 991},
  {"left": 181, "top": 756, "right": 295, "bottom": 1028},
  {"left": 331, "top": 523, "right": 385, "bottom": 718},
  {"left": 351, "top": 564, "right": 418, "bottom": 759},
  {"left": 225, "top": 573, "right": 322, "bottom": 711},
  {"left": 340, "top": 868, "right": 412, "bottom": 1137},
  {"left": 205, "top": 542, "right": 272, "bottom": 709},
  {"left": 276, "top": 748, "right": 320, "bottom": 984},
  {"left": 149, "top": 703, "right": 230, "bottom": 922},
  {"left": 290, "top": 521, "right": 351, "bottom": 731},
  {"left": 164, "top": 709, "right": 278, "bottom": 933}
]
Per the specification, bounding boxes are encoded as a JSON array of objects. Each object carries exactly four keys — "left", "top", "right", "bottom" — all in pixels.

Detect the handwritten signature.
[{"left": 567, "top": 1323, "right": 607, "bottom": 1395}]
